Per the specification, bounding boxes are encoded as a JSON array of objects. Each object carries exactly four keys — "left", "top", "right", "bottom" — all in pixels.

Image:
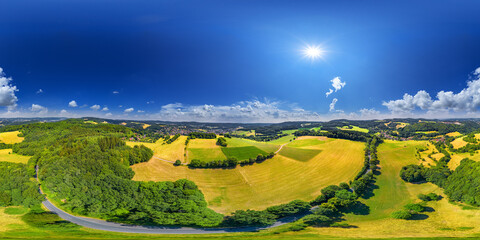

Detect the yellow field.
[
  {"left": 446, "top": 132, "right": 461, "bottom": 137},
  {"left": 127, "top": 136, "right": 188, "bottom": 162},
  {"left": 0, "top": 131, "right": 24, "bottom": 144},
  {"left": 0, "top": 208, "right": 27, "bottom": 232},
  {"left": 451, "top": 137, "right": 468, "bottom": 149},
  {"left": 132, "top": 137, "right": 364, "bottom": 214},
  {"left": 188, "top": 139, "right": 219, "bottom": 148},
  {"left": 0, "top": 149, "right": 30, "bottom": 163},
  {"left": 313, "top": 140, "right": 480, "bottom": 238},
  {"left": 448, "top": 151, "right": 480, "bottom": 170},
  {"left": 142, "top": 124, "right": 151, "bottom": 129}
]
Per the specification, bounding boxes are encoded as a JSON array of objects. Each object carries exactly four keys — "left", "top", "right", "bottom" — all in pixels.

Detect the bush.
[
  {"left": 391, "top": 210, "right": 412, "bottom": 219},
  {"left": 266, "top": 200, "right": 311, "bottom": 218},
  {"left": 302, "top": 214, "right": 332, "bottom": 226},
  {"left": 286, "top": 222, "right": 308, "bottom": 231},
  {"left": 418, "top": 193, "right": 441, "bottom": 201},
  {"left": 224, "top": 210, "right": 276, "bottom": 226},
  {"left": 173, "top": 160, "right": 182, "bottom": 166},
  {"left": 403, "top": 203, "right": 424, "bottom": 213}
]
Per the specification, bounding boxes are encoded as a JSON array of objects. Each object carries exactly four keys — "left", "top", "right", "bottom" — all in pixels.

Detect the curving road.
[{"left": 36, "top": 165, "right": 312, "bottom": 234}]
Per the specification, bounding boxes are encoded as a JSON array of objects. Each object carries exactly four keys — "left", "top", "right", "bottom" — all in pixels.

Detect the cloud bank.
[
  {"left": 0, "top": 67, "right": 18, "bottom": 110},
  {"left": 383, "top": 67, "right": 480, "bottom": 114}
]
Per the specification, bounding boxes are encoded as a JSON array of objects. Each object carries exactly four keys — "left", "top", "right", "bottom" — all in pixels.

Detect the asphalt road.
[{"left": 41, "top": 197, "right": 310, "bottom": 234}]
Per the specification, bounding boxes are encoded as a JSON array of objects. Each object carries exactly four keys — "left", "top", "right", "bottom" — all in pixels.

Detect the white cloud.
[
  {"left": 329, "top": 98, "right": 338, "bottom": 112},
  {"left": 60, "top": 109, "right": 67, "bottom": 114},
  {"left": 383, "top": 67, "right": 480, "bottom": 114},
  {"left": 124, "top": 108, "right": 134, "bottom": 113},
  {"left": 331, "top": 77, "right": 346, "bottom": 92},
  {"left": 137, "top": 110, "right": 145, "bottom": 113},
  {"left": 0, "top": 67, "right": 18, "bottom": 110},
  {"left": 105, "top": 113, "right": 112, "bottom": 117},
  {"left": 113, "top": 91, "right": 119, "bottom": 94},
  {"left": 325, "top": 89, "right": 333, "bottom": 97},
  {"left": 68, "top": 100, "right": 78, "bottom": 107},
  {"left": 36, "top": 89, "right": 43, "bottom": 94},
  {"left": 30, "top": 104, "right": 48, "bottom": 114},
  {"left": 90, "top": 104, "right": 100, "bottom": 111},
  {"left": 150, "top": 99, "right": 327, "bottom": 123},
  {"left": 325, "top": 77, "right": 346, "bottom": 97},
  {"left": 101, "top": 107, "right": 109, "bottom": 111},
  {"left": 147, "top": 101, "right": 155, "bottom": 104}
]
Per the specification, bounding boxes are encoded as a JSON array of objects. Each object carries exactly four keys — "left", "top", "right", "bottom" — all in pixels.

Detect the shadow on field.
[
  {"left": 409, "top": 213, "right": 429, "bottom": 220},
  {"left": 342, "top": 202, "right": 370, "bottom": 215},
  {"left": 423, "top": 206, "right": 435, "bottom": 213},
  {"left": 360, "top": 182, "right": 379, "bottom": 200}
]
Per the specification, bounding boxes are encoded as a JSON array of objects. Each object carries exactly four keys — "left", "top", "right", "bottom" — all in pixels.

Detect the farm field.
[
  {"left": 338, "top": 125, "right": 369, "bottom": 133},
  {"left": 126, "top": 135, "right": 188, "bottom": 163},
  {"left": 131, "top": 137, "right": 365, "bottom": 214},
  {"left": 0, "top": 149, "right": 30, "bottom": 163},
  {"left": 221, "top": 146, "right": 267, "bottom": 160},
  {"left": 0, "top": 131, "right": 24, "bottom": 144}
]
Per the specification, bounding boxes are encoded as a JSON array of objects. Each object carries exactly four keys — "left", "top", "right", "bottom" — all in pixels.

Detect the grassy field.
[
  {"left": 126, "top": 136, "right": 188, "bottom": 163},
  {"left": 225, "top": 137, "right": 281, "bottom": 153},
  {"left": 221, "top": 146, "right": 267, "bottom": 160},
  {"left": 338, "top": 125, "right": 369, "bottom": 133},
  {"left": 132, "top": 137, "right": 364, "bottom": 214},
  {"left": 313, "top": 140, "right": 480, "bottom": 239},
  {"left": 2, "top": 139, "right": 480, "bottom": 239},
  {"left": 286, "top": 136, "right": 329, "bottom": 148},
  {"left": 278, "top": 146, "right": 322, "bottom": 162},
  {"left": 0, "top": 149, "right": 31, "bottom": 163},
  {"left": 189, "top": 148, "right": 226, "bottom": 162},
  {"left": 0, "top": 131, "right": 24, "bottom": 144}
]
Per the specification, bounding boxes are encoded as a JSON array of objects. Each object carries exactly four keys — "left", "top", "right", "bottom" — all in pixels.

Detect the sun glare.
[{"left": 302, "top": 45, "right": 325, "bottom": 60}]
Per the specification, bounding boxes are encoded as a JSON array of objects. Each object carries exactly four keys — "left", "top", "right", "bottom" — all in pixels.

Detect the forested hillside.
[{"left": 9, "top": 120, "right": 223, "bottom": 227}]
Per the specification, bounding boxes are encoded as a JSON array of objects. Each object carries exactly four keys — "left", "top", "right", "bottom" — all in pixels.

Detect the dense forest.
[
  {"left": 9, "top": 120, "right": 223, "bottom": 227},
  {"left": 0, "top": 162, "right": 43, "bottom": 207}
]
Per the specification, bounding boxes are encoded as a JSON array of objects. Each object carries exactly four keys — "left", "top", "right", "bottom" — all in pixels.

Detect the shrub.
[
  {"left": 403, "top": 203, "right": 424, "bottom": 213},
  {"left": 224, "top": 210, "right": 276, "bottom": 226},
  {"left": 287, "top": 222, "right": 308, "bottom": 231},
  {"left": 391, "top": 210, "right": 412, "bottom": 219},
  {"left": 266, "top": 200, "right": 311, "bottom": 218},
  {"left": 173, "top": 160, "right": 182, "bottom": 166},
  {"left": 302, "top": 214, "right": 332, "bottom": 226},
  {"left": 418, "top": 193, "right": 441, "bottom": 201}
]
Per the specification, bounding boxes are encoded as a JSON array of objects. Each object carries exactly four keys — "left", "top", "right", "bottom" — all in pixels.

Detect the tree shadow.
[
  {"left": 423, "top": 206, "right": 435, "bottom": 213},
  {"left": 342, "top": 202, "right": 370, "bottom": 215},
  {"left": 360, "top": 184, "right": 379, "bottom": 200},
  {"left": 409, "top": 213, "right": 429, "bottom": 220}
]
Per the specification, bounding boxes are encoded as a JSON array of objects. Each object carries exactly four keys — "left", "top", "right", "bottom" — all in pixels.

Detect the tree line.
[{"left": 187, "top": 152, "right": 275, "bottom": 169}]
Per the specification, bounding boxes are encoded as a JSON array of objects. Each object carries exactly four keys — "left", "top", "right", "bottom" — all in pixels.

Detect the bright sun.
[{"left": 302, "top": 45, "right": 325, "bottom": 60}]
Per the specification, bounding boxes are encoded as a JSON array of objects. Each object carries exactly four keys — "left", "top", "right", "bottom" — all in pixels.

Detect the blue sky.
[{"left": 1, "top": 0, "right": 480, "bottom": 122}]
